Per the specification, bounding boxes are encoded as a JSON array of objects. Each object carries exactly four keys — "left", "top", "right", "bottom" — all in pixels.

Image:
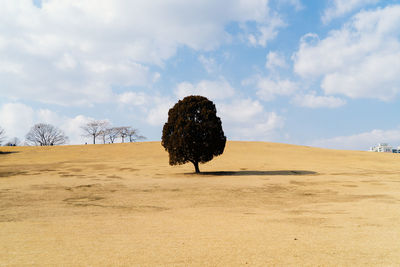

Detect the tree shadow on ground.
[
  {"left": 186, "top": 170, "right": 318, "bottom": 176},
  {"left": 0, "top": 151, "right": 19, "bottom": 155}
]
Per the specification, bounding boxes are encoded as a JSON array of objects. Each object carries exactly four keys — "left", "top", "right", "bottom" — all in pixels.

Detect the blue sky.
[{"left": 1, "top": 0, "right": 400, "bottom": 150}]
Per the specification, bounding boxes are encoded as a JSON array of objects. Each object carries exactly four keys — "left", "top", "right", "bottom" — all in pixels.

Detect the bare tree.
[
  {"left": 105, "top": 127, "right": 121, "bottom": 143},
  {"left": 0, "top": 127, "right": 5, "bottom": 145},
  {"left": 98, "top": 129, "right": 107, "bottom": 144},
  {"left": 81, "top": 120, "right": 109, "bottom": 144},
  {"left": 127, "top": 128, "right": 146, "bottom": 142},
  {"left": 118, "top": 127, "right": 130, "bottom": 143},
  {"left": 26, "top": 123, "right": 68, "bottom": 146}
]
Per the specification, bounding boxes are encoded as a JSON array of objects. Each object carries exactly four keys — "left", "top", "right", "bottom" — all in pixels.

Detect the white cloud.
[
  {"left": 310, "top": 128, "right": 400, "bottom": 150},
  {"left": 247, "top": 16, "right": 285, "bottom": 47},
  {"left": 0, "top": 0, "right": 283, "bottom": 106},
  {"left": 198, "top": 55, "right": 219, "bottom": 74},
  {"left": 229, "top": 112, "right": 285, "bottom": 140},
  {"left": 152, "top": 72, "right": 161, "bottom": 83},
  {"left": 60, "top": 115, "right": 93, "bottom": 145},
  {"left": 37, "top": 108, "right": 62, "bottom": 125},
  {"left": 280, "top": 0, "right": 304, "bottom": 11},
  {"left": 322, "top": 0, "right": 379, "bottom": 24},
  {"left": 0, "top": 102, "right": 92, "bottom": 145},
  {"left": 265, "top": 51, "right": 287, "bottom": 70},
  {"left": 115, "top": 90, "right": 173, "bottom": 127},
  {"left": 117, "top": 92, "right": 148, "bottom": 106},
  {"left": 255, "top": 77, "right": 298, "bottom": 101},
  {"left": 292, "top": 92, "right": 346, "bottom": 108},
  {"left": 146, "top": 98, "right": 175, "bottom": 126},
  {"left": 219, "top": 99, "right": 264, "bottom": 123},
  {"left": 0, "top": 103, "right": 34, "bottom": 140},
  {"left": 294, "top": 5, "right": 400, "bottom": 101},
  {"left": 219, "top": 99, "right": 285, "bottom": 141},
  {"left": 175, "top": 80, "right": 236, "bottom": 101}
]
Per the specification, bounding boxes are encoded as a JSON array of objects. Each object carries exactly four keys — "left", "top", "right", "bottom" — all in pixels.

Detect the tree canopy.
[
  {"left": 162, "top": 95, "right": 226, "bottom": 173},
  {"left": 26, "top": 123, "right": 68, "bottom": 146},
  {"left": 81, "top": 120, "right": 109, "bottom": 144}
]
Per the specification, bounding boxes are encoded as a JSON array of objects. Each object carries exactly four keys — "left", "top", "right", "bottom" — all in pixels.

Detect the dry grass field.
[{"left": 1, "top": 141, "right": 400, "bottom": 266}]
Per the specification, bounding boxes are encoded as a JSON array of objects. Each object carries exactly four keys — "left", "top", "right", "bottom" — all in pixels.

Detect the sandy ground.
[{"left": 1, "top": 141, "right": 400, "bottom": 266}]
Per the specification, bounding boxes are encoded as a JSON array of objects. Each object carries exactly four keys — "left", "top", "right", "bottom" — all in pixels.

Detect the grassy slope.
[{"left": 1, "top": 141, "right": 400, "bottom": 266}]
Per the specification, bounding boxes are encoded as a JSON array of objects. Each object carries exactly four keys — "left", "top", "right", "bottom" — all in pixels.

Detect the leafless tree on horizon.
[
  {"left": 25, "top": 123, "right": 68, "bottom": 146},
  {"left": 105, "top": 127, "right": 121, "bottom": 143},
  {"left": 118, "top": 126, "right": 130, "bottom": 143},
  {"left": 81, "top": 120, "right": 109, "bottom": 144},
  {"left": 127, "top": 127, "right": 146, "bottom": 142},
  {"left": 98, "top": 129, "right": 107, "bottom": 144},
  {"left": 0, "top": 127, "right": 5, "bottom": 145}
]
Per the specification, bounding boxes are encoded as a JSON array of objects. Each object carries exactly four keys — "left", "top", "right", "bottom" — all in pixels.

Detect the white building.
[{"left": 369, "top": 143, "right": 393, "bottom": 153}]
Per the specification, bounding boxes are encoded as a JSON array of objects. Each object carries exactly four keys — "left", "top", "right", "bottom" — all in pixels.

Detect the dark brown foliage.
[{"left": 162, "top": 95, "right": 226, "bottom": 173}]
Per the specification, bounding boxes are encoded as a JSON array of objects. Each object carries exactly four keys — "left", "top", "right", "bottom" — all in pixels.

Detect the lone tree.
[
  {"left": 162, "top": 95, "right": 226, "bottom": 173},
  {"left": 81, "top": 120, "right": 109, "bottom": 144},
  {"left": 26, "top": 123, "right": 68, "bottom": 146}
]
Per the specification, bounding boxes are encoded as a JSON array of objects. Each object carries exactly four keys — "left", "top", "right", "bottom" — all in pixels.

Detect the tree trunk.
[
  {"left": 192, "top": 161, "right": 200, "bottom": 173},
  {"left": 93, "top": 135, "right": 96, "bottom": 144}
]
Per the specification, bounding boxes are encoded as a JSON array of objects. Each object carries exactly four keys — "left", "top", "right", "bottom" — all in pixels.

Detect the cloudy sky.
[{"left": 1, "top": 0, "right": 400, "bottom": 150}]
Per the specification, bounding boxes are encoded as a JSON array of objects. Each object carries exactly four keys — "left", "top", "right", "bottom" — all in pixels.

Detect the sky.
[{"left": 1, "top": 0, "right": 400, "bottom": 150}]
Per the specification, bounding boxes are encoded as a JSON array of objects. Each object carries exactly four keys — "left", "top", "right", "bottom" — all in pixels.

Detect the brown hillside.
[{"left": 1, "top": 141, "right": 400, "bottom": 266}]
